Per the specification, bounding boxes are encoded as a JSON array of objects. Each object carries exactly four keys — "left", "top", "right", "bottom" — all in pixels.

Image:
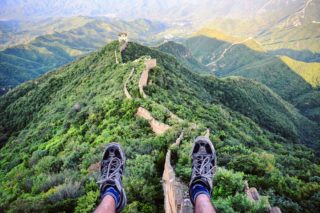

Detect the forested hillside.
[
  {"left": 0, "top": 17, "right": 168, "bottom": 94},
  {"left": 0, "top": 41, "right": 319, "bottom": 212},
  {"left": 184, "top": 29, "right": 320, "bottom": 124},
  {"left": 157, "top": 41, "right": 210, "bottom": 74}
]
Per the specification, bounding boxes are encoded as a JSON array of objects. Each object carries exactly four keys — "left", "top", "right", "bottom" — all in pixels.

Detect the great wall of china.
[
  {"left": 123, "top": 68, "right": 135, "bottom": 99},
  {"left": 139, "top": 59, "right": 157, "bottom": 99},
  {"left": 87, "top": 38, "right": 281, "bottom": 213},
  {"left": 163, "top": 132, "right": 193, "bottom": 213},
  {"left": 136, "top": 106, "right": 171, "bottom": 135}
]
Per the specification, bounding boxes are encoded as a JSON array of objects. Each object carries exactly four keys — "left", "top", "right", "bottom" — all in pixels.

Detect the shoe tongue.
[{"left": 199, "top": 145, "right": 206, "bottom": 153}]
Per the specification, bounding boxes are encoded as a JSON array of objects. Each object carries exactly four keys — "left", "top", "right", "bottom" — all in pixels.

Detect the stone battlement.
[{"left": 139, "top": 59, "right": 157, "bottom": 98}]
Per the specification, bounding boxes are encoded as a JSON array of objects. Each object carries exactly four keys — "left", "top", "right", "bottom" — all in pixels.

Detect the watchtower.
[{"left": 118, "top": 33, "right": 128, "bottom": 43}]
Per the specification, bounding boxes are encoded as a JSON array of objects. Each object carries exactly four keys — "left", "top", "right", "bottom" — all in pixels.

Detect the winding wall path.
[
  {"left": 163, "top": 132, "right": 193, "bottom": 213},
  {"left": 123, "top": 68, "right": 135, "bottom": 99},
  {"left": 136, "top": 107, "right": 170, "bottom": 135},
  {"left": 139, "top": 59, "right": 157, "bottom": 98},
  {"left": 119, "top": 43, "right": 280, "bottom": 213}
]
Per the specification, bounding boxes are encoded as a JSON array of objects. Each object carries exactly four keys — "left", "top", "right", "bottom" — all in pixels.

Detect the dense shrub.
[
  {"left": 47, "top": 181, "right": 84, "bottom": 203},
  {"left": 213, "top": 168, "right": 245, "bottom": 198}
]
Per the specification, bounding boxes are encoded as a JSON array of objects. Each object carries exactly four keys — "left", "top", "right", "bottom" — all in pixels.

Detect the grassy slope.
[
  {"left": 281, "top": 56, "right": 320, "bottom": 88},
  {"left": 0, "top": 41, "right": 319, "bottom": 212},
  {"left": 257, "top": 23, "right": 320, "bottom": 53}
]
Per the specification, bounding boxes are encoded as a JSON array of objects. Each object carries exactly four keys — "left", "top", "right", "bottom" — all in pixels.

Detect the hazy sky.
[{"left": 0, "top": 0, "right": 307, "bottom": 22}]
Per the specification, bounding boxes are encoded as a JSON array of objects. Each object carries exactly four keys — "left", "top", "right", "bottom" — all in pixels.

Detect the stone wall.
[
  {"left": 139, "top": 59, "right": 156, "bottom": 99},
  {"left": 123, "top": 68, "right": 135, "bottom": 99},
  {"left": 136, "top": 107, "right": 170, "bottom": 135},
  {"left": 119, "top": 41, "right": 128, "bottom": 52},
  {"left": 162, "top": 132, "right": 193, "bottom": 213}
]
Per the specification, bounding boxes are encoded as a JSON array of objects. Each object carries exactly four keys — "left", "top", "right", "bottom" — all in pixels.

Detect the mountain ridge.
[{"left": 0, "top": 40, "right": 319, "bottom": 212}]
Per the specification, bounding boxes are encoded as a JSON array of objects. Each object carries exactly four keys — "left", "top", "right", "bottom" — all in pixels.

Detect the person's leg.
[
  {"left": 195, "top": 194, "right": 216, "bottom": 213},
  {"left": 94, "top": 195, "right": 116, "bottom": 213},
  {"left": 189, "top": 136, "right": 217, "bottom": 213},
  {"left": 94, "top": 142, "right": 127, "bottom": 213}
]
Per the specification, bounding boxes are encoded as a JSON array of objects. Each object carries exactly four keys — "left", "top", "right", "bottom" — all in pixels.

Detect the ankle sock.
[
  {"left": 102, "top": 186, "right": 120, "bottom": 207},
  {"left": 190, "top": 183, "right": 211, "bottom": 203}
]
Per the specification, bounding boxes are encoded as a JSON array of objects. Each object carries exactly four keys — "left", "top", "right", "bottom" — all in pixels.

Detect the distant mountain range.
[
  {"left": 179, "top": 28, "right": 320, "bottom": 123},
  {"left": 0, "top": 17, "right": 176, "bottom": 93},
  {"left": 204, "top": 0, "right": 320, "bottom": 54},
  {"left": 1, "top": 0, "right": 319, "bottom": 98}
]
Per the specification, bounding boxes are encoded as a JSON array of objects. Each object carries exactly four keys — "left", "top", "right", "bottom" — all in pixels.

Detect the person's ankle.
[
  {"left": 190, "top": 182, "right": 211, "bottom": 204},
  {"left": 101, "top": 186, "right": 120, "bottom": 207}
]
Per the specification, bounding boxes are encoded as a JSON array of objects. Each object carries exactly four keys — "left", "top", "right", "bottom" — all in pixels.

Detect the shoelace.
[
  {"left": 193, "top": 155, "right": 214, "bottom": 179},
  {"left": 98, "top": 157, "right": 122, "bottom": 184}
]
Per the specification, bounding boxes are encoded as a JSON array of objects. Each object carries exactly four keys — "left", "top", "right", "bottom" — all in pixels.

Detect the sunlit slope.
[
  {"left": 281, "top": 55, "right": 320, "bottom": 88},
  {"left": 185, "top": 29, "right": 320, "bottom": 124},
  {"left": 184, "top": 33, "right": 312, "bottom": 101}
]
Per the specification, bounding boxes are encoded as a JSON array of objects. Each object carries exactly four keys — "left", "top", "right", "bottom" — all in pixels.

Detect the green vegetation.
[
  {"left": 292, "top": 90, "right": 320, "bottom": 123},
  {"left": 0, "top": 41, "right": 319, "bottom": 212},
  {"left": 157, "top": 41, "right": 210, "bottom": 74},
  {"left": 124, "top": 42, "right": 320, "bottom": 211},
  {"left": 184, "top": 32, "right": 320, "bottom": 124},
  {"left": 281, "top": 56, "right": 320, "bottom": 88},
  {"left": 0, "top": 17, "right": 168, "bottom": 92},
  {"left": 184, "top": 34, "right": 312, "bottom": 101},
  {"left": 257, "top": 23, "right": 320, "bottom": 53}
]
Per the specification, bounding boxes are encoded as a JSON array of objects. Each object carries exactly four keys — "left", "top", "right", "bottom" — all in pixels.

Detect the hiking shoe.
[
  {"left": 189, "top": 136, "right": 217, "bottom": 205},
  {"left": 98, "top": 142, "right": 127, "bottom": 212}
]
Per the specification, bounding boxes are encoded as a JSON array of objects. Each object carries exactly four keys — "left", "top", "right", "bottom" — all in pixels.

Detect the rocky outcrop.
[
  {"left": 139, "top": 59, "right": 156, "bottom": 98},
  {"left": 123, "top": 68, "right": 135, "bottom": 99},
  {"left": 244, "top": 181, "right": 282, "bottom": 213},
  {"left": 136, "top": 107, "right": 170, "bottom": 135}
]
